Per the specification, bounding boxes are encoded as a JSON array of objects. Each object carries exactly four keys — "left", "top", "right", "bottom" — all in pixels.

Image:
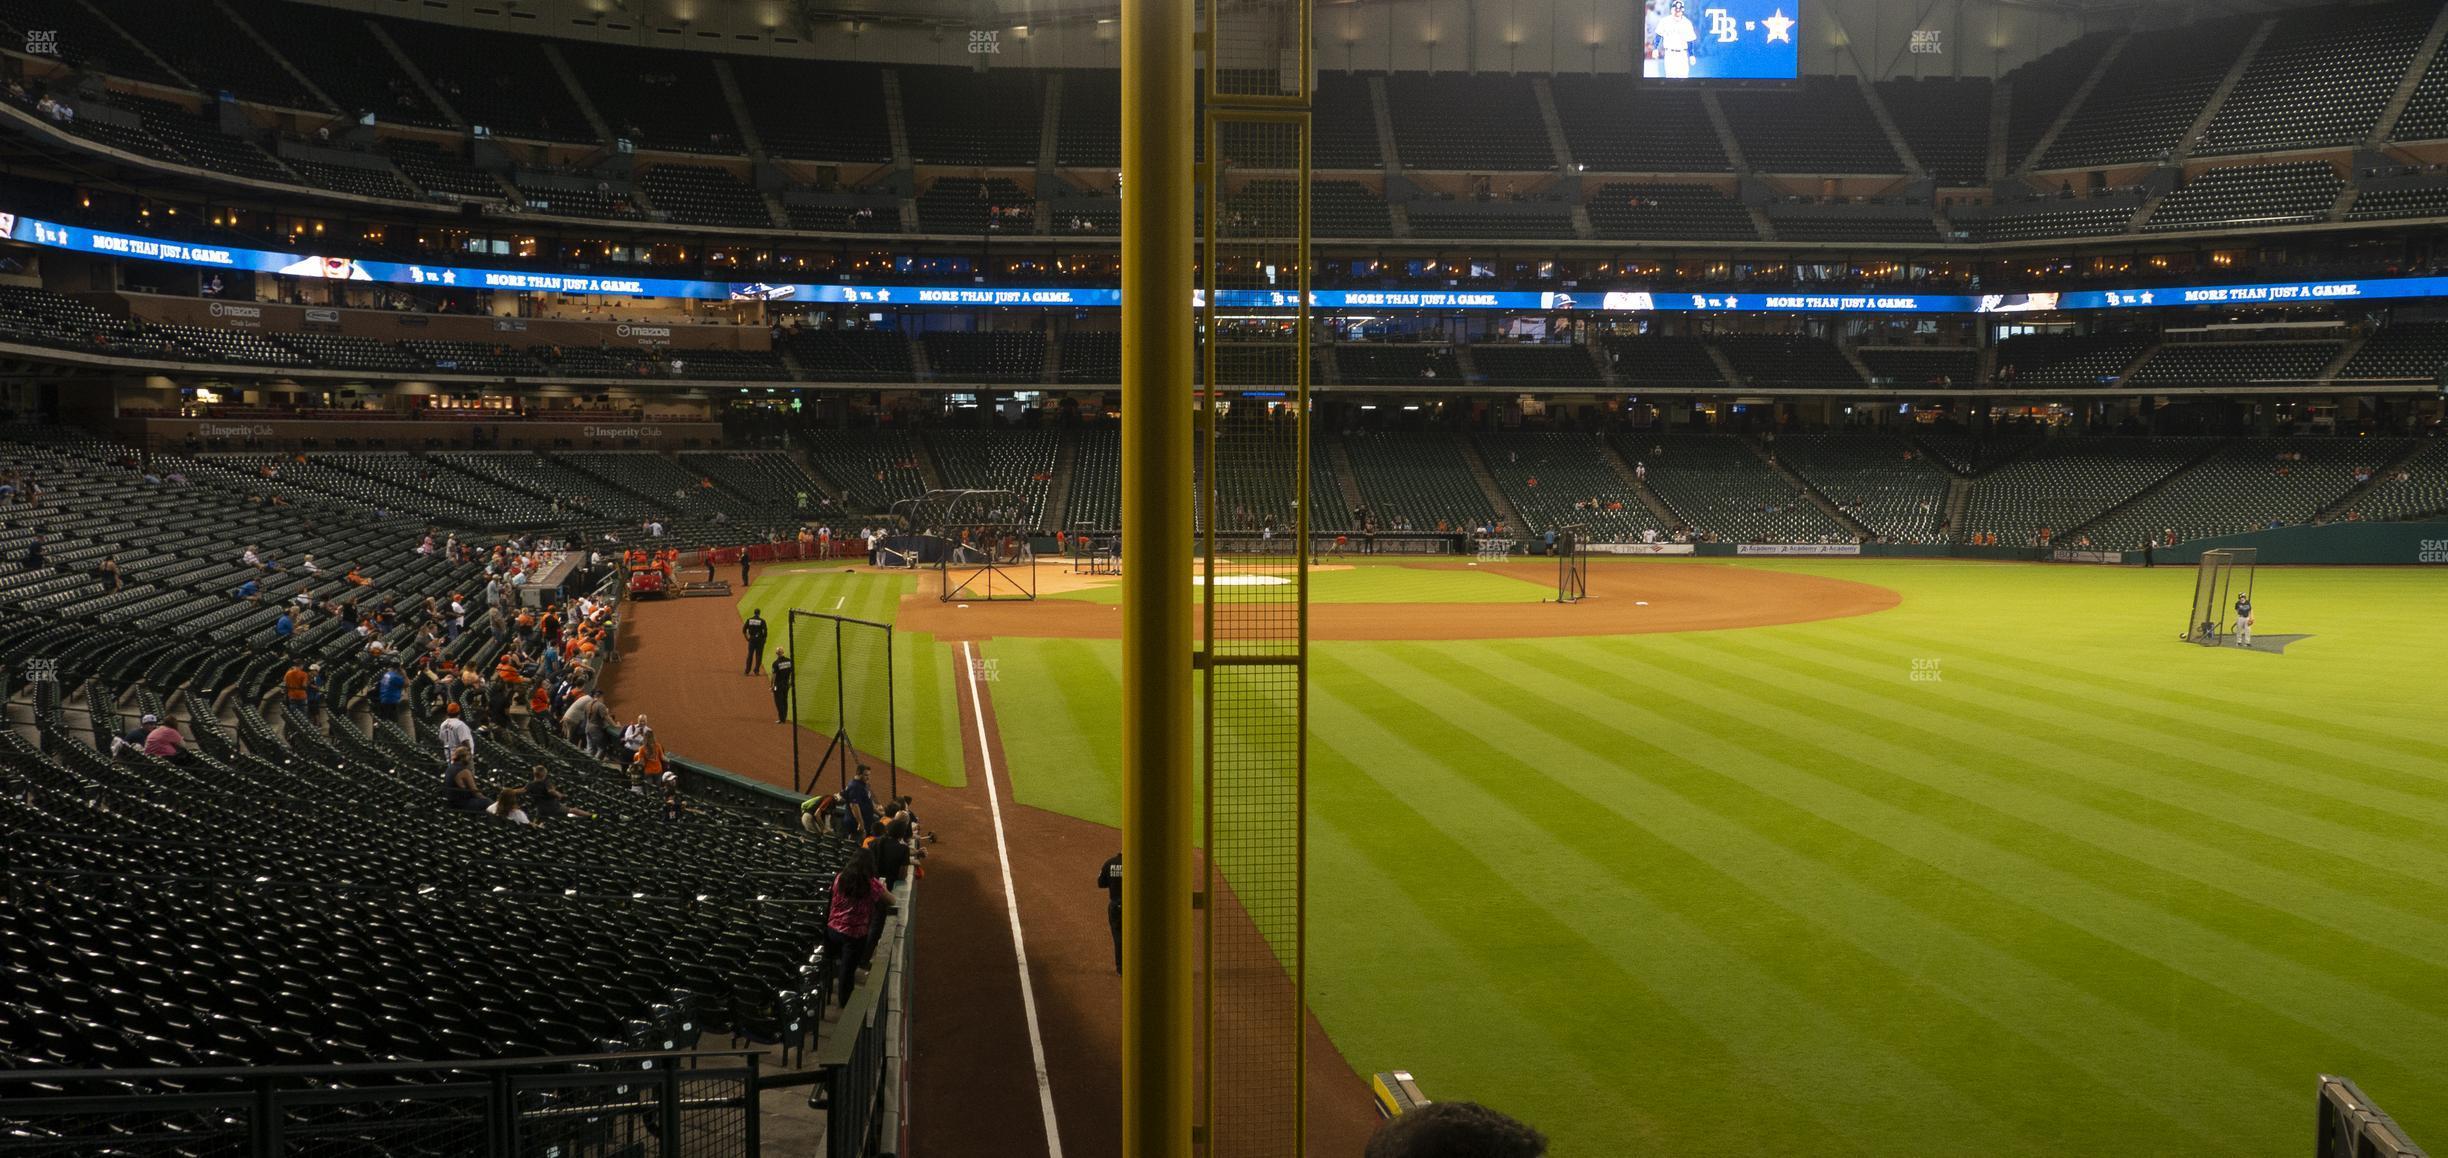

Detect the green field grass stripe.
[
  {"left": 1688, "top": 632, "right": 2448, "bottom": 939},
  {"left": 1309, "top": 673, "right": 2015, "bottom": 1151},
  {"left": 988, "top": 638, "right": 1128, "bottom": 826},
  {"left": 1355, "top": 644, "right": 2329, "bottom": 1115},
  {"left": 896, "top": 632, "right": 966, "bottom": 787},
  {"left": 1634, "top": 636, "right": 2448, "bottom": 1008},
  {"left": 1746, "top": 624, "right": 2448, "bottom": 841},
  {"left": 1316, "top": 649, "right": 2215, "bottom": 1147},
  {"left": 1797, "top": 628, "right": 2448, "bottom": 794},
  {"left": 1446, "top": 643, "right": 2448, "bottom": 1075},
  {"left": 973, "top": 562, "right": 2448, "bottom": 1155},
  {"left": 1301, "top": 705, "right": 1925, "bottom": 1155},
  {"left": 1294, "top": 818, "right": 1724, "bottom": 1156},
  {"left": 1840, "top": 592, "right": 2448, "bottom": 763},
  {"left": 1751, "top": 630, "right": 2448, "bottom": 846}
]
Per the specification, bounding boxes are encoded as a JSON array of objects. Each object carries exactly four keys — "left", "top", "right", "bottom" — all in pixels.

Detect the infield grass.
[
  {"left": 984, "top": 559, "right": 2448, "bottom": 1157},
  {"left": 1043, "top": 560, "right": 1552, "bottom": 605}
]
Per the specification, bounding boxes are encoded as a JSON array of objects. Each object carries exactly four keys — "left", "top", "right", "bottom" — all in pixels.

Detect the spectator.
[
  {"left": 98, "top": 555, "right": 121, "bottom": 592},
  {"left": 142, "top": 719, "right": 190, "bottom": 763},
  {"left": 560, "top": 690, "right": 597, "bottom": 741},
  {"left": 586, "top": 700, "right": 616, "bottom": 759},
  {"left": 631, "top": 729, "right": 668, "bottom": 787},
  {"left": 820, "top": 846, "right": 892, "bottom": 1013},
  {"left": 21, "top": 535, "right": 42, "bottom": 569},
  {"left": 660, "top": 781, "right": 691, "bottom": 821},
  {"left": 800, "top": 792, "right": 846, "bottom": 836},
  {"left": 839, "top": 765, "right": 879, "bottom": 834},
  {"left": 525, "top": 763, "right": 592, "bottom": 822},
  {"left": 485, "top": 669, "right": 516, "bottom": 729},
  {"left": 437, "top": 702, "right": 475, "bottom": 762},
  {"left": 374, "top": 663, "right": 408, "bottom": 726},
  {"left": 622, "top": 714, "right": 653, "bottom": 759},
  {"left": 871, "top": 812, "right": 915, "bottom": 886},
  {"left": 1365, "top": 1102, "right": 1547, "bottom": 1158},
  {"left": 486, "top": 786, "right": 531, "bottom": 825},
  {"left": 283, "top": 660, "right": 311, "bottom": 706},
  {"left": 273, "top": 609, "right": 296, "bottom": 641},
  {"left": 443, "top": 748, "right": 488, "bottom": 812},
  {"left": 110, "top": 713, "right": 160, "bottom": 759}
]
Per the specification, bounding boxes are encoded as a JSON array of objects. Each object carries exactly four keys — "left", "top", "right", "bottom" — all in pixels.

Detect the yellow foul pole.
[{"left": 1119, "top": 0, "right": 1194, "bottom": 1151}]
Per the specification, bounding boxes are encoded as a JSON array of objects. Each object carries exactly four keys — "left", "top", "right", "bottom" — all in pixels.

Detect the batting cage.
[
  {"left": 2183, "top": 547, "right": 2257, "bottom": 644},
  {"left": 1070, "top": 522, "right": 1120, "bottom": 575},
  {"left": 1555, "top": 523, "right": 1588, "bottom": 603},
  {"left": 784, "top": 610, "right": 898, "bottom": 797},
  {"left": 891, "top": 488, "right": 1038, "bottom": 602}
]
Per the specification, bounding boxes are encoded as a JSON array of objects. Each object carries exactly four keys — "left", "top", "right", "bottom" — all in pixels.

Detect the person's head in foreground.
[{"left": 1364, "top": 1101, "right": 1546, "bottom": 1158}]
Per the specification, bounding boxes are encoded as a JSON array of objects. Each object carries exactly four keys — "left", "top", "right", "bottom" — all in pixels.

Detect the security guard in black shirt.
[
  {"left": 769, "top": 652, "right": 794, "bottom": 724},
  {"left": 1097, "top": 853, "right": 1123, "bottom": 974},
  {"left": 742, "top": 610, "right": 768, "bottom": 675}
]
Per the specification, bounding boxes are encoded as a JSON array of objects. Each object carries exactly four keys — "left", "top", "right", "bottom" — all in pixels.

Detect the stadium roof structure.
[{"left": 288, "top": 0, "right": 2351, "bottom": 47}]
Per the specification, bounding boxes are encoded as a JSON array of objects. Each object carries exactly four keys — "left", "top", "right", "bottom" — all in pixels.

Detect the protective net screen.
[
  {"left": 787, "top": 611, "right": 898, "bottom": 795},
  {"left": 1203, "top": 7, "right": 1311, "bottom": 1150}
]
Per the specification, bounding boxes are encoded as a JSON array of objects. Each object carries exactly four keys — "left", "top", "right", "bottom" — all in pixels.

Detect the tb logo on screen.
[{"left": 1642, "top": 0, "right": 1800, "bottom": 81}]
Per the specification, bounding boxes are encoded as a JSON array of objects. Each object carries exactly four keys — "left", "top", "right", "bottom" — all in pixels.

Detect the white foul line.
[
  {"left": 831, "top": 595, "right": 846, "bottom": 611},
  {"left": 963, "top": 640, "right": 1065, "bottom": 1158}
]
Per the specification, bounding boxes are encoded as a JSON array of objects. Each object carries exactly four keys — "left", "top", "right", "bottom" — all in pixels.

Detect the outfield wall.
[
  {"left": 1673, "top": 524, "right": 2448, "bottom": 565},
  {"left": 2151, "top": 521, "right": 2448, "bottom": 566}
]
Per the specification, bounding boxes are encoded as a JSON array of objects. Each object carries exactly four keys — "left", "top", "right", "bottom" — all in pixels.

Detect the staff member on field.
[
  {"left": 770, "top": 651, "right": 795, "bottom": 724},
  {"left": 1098, "top": 853, "right": 1124, "bottom": 974},
  {"left": 742, "top": 609, "right": 768, "bottom": 675}
]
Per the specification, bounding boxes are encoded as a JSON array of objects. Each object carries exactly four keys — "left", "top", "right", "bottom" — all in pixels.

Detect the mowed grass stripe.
[
  {"left": 1799, "top": 570, "right": 2448, "bottom": 760},
  {"left": 1458, "top": 640, "right": 2448, "bottom": 1078},
  {"left": 1800, "top": 626, "right": 2448, "bottom": 805},
  {"left": 1714, "top": 624, "right": 2448, "bottom": 902},
  {"left": 1295, "top": 817, "right": 1705, "bottom": 1155},
  {"left": 1623, "top": 634, "right": 2448, "bottom": 1021},
  {"left": 978, "top": 564, "right": 2448, "bottom": 1154},
  {"left": 1319, "top": 648, "right": 2206, "bottom": 1150},
  {"left": 1753, "top": 629, "right": 2448, "bottom": 862},
  {"left": 1358, "top": 642, "right": 2287, "bottom": 1142},
  {"left": 1302, "top": 695, "right": 1913, "bottom": 1156},
  {"left": 1689, "top": 631, "right": 2448, "bottom": 951}
]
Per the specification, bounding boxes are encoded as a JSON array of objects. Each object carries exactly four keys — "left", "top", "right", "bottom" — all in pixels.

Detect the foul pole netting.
[{"left": 1200, "top": 7, "right": 1312, "bottom": 1155}]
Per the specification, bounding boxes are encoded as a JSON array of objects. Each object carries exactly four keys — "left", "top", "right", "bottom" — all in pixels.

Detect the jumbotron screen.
[{"left": 1641, "top": 0, "right": 1802, "bottom": 81}]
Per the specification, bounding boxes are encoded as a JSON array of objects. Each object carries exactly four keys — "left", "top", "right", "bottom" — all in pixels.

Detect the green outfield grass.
[
  {"left": 984, "top": 560, "right": 2448, "bottom": 1157},
  {"left": 1043, "top": 560, "right": 1553, "bottom": 605},
  {"left": 734, "top": 566, "right": 966, "bottom": 787}
]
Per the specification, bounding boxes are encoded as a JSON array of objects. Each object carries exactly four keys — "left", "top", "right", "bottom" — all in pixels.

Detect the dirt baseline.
[{"left": 901, "top": 560, "right": 1901, "bottom": 641}]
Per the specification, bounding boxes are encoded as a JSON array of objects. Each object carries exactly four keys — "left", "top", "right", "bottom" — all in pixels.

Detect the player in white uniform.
[{"left": 1651, "top": 0, "right": 1700, "bottom": 79}]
